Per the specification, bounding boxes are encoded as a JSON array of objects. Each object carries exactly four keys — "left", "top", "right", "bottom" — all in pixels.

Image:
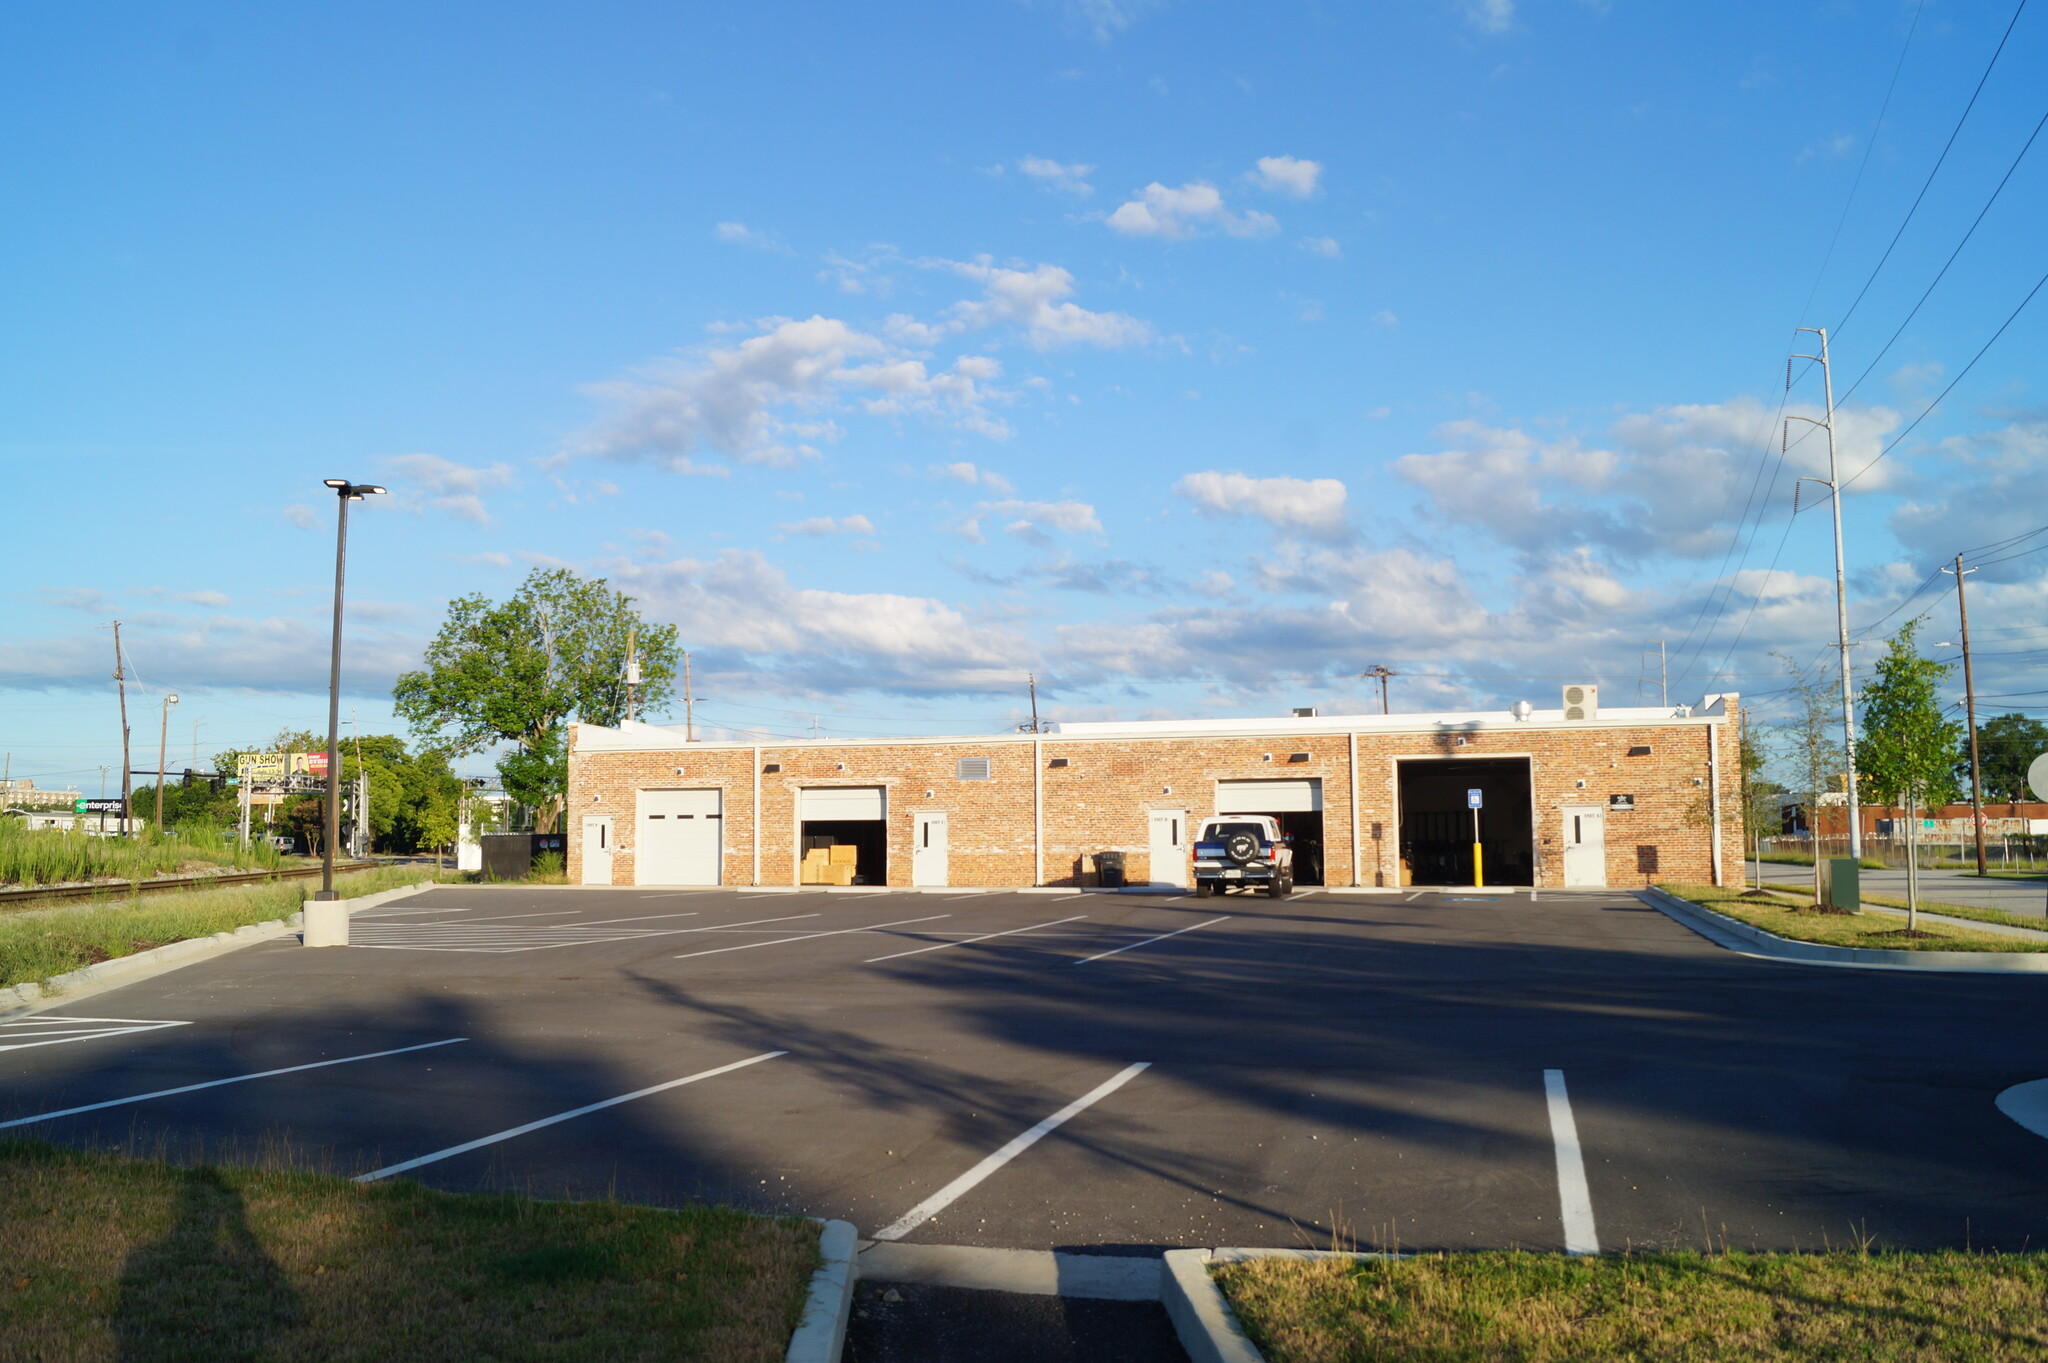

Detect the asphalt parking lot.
[{"left": 5, "top": 884, "right": 2047, "bottom": 1256}]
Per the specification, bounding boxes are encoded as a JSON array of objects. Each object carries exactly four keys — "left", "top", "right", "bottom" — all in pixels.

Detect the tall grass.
[
  {"left": 0, "top": 864, "right": 448, "bottom": 989},
  {"left": 0, "top": 819, "right": 283, "bottom": 887}
]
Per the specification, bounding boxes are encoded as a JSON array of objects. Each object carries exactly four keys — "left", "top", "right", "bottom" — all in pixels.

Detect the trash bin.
[{"left": 1096, "top": 851, "right": 1126, "bottom": 889}]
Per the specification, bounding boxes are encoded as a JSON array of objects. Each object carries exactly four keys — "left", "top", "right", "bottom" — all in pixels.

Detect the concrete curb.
[
  {"left": 786, "top": 1218, "right": 859, "bottom": 1363},
  {"left": 0, "top": 881, "right": 441, "bottom": 1020},
  {"left": 1162, "top": 1247, "right": 1400, "bottom": 1363},
  {"left": 1162, "top": 1249, "right": 1265, "bottom": 1363},
  {"left": 1639, "top": 886, "right": 2048, "bottom": 973}
]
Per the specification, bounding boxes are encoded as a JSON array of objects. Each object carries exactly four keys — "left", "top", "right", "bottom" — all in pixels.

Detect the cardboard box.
[
  {"left": 829, "top": 844, "right": 859, "bottom": 865},
  {"left": 823, "top": 863, "right": 857, "bottom": 886}
]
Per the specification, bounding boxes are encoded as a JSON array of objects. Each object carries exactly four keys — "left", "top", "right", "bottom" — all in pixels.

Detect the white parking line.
[
  {"left": 1543, "top": 1069, "right": 1599, "bottom": 1255},
  {"left": 1072, "top": 916, "right": 1229, "bottom": 965},
  {"left": 872, "top": 1062, "right": 1151, "bottom": 1242},
  {"left": 353, "top": 1050, "right": 785, "bottom": 1183},
  {"left": 672, "top": 915, "right": 949, "bottom": 961},
  {"left": 0, "top": 1016, "right": 190, "bottom": 1052},
  {"left": 864, "top": 915, "right": 1087, "bottom": 963},
  {"left": 0, "top": 1038, "right": 467, "bottom": 1129}
]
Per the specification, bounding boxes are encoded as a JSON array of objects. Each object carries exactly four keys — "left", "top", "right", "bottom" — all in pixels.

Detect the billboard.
[{"left": 237, "top": 752, "right": 329, "bottom": 783}]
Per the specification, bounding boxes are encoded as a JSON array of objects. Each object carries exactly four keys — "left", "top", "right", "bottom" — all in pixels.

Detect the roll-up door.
[
  {"left": 798, "top": 786, "right": 887, "bottom": 821},
  {"left": 637, "top": 788, "right": 722, "bottom": 884},
  {"left": 1216, "top": 779, "right": 1322, "bottom": 813}
]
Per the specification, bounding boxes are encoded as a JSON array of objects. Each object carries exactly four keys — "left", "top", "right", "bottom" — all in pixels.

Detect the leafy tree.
[
  {"left": 1858, "top": 619, "right": 1962, "bottom": 929},
  {"left": 1738, "top": 731, "right": 1785, "bottom": 890},
  {"left": 392, "top": 568, "right": 679, "bottom": 832},
  {"left": 1967, "top": 713, "right": 2048, "bottom": 803}
]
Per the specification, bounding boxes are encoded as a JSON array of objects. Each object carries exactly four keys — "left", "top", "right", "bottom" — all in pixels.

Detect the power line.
[{"left": 1830, "top": 0, "right": 2031, "bottom": 341}]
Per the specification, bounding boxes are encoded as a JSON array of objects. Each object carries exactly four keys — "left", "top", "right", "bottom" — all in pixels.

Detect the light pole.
[
  {"left": 154, "top": 694, "right": 179, "bottom": 832},
  {"left": 316, "top": 479, "right": 385, "bottom": 899},
  {"left": 1786, "top": 327, "right": 1862, "bottom": 859}
]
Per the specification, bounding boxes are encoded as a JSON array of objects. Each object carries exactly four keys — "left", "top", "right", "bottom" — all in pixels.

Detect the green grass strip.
[
  {"left": 0, "top": 1138, "right": 818, "bottom": 1362},
  {"left": 1659, "top": 883, "right": 2048, "bottom": 953},
  {"left": 0, "top": 865, "right": 451, "bottom": 990},
  {"left": 1216, "top": 1249, "right": 2048, "bottom": 1362}
]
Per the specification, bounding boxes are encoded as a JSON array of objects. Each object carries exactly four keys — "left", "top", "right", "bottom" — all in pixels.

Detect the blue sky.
[{"left": 3, "top": 0, "right": 2045, "bottom": 789}]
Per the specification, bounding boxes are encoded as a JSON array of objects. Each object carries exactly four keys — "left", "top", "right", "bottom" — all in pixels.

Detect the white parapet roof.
[{"left": 573, "top": 696, "right": 1736, "bottom": 754}]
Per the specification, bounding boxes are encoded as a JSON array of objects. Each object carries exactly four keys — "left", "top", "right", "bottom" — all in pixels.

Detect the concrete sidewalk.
[{"left": 1748, "top": 859, "right": 2048, "bottom": 919}]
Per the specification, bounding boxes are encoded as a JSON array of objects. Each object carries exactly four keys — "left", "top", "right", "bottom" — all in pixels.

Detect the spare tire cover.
[{"left": 1225, "top": 831, "right": 1261, "bottom": 865}]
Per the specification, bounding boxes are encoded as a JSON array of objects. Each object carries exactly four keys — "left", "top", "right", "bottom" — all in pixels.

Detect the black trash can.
[{"left": 1096, "top": 851, "right": 1126, "bottom": 888}]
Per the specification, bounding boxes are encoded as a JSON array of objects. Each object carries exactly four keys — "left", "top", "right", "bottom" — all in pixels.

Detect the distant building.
[{"left": 0, "top": 779, "right": 83, "bottom": 812}]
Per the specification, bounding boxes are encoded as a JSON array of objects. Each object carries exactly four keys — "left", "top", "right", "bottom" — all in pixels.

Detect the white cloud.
[
  {"left": 284, "top": 504, "right": 319, "bottom": 530},
  {"left": 1174, "top": 472, "right": 1351, "bottom": 542},
  {"left": 177, "top": 590, "right": 231, "bottom": 608},
  {"left": 1889, "top": 415, "right": 2048, "bottom": 581},
  {"left": 777, "top": 514, "right": 877, "bottom": 538},
  {"left": 1391, "top": 399, "right": 1904, "bottom": 564},
  {"left": 382, "top": 454, "right": 517, "bottom": 525},
  {"left": 1464, "top": 0, "right": 1514, "bottom": 33},
  {"left": 714, "top": 221, "right": 787, "bottom": 251},
  {"left": 939, "top": 259, "right": 1153, "bottom": 349},
  {"left": 607, "top": 550, "right": 1031, "bottom": 692},
  {"left": 933, "top": 461, "right": 1015, "bottom": 496},
  {"left": 1017, "top": 155, "right": 1096, "bottom": 196},
  {"left": 1105, "top": 182, "right": 1279, "bottom": 241},
  {"left": 1299, "top": 236, "right": 1342, "bottom": 259},
  {"left": 1250, "top": 155, "right": 1321, "bottom": 198},
  {"left": 956, "top": 498, "right": 1104, "bottom": 546},
  {"left": 1371, "top": 310, "right": 1398, "bottom": 327}
]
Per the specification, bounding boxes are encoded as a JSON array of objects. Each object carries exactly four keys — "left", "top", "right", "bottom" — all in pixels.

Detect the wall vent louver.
[
  {"left": 1561, "top": 684, "right": 1599, "bottom": 721},
  {"left": 957, "top": 757, "right": 992, "bottom": 781}
]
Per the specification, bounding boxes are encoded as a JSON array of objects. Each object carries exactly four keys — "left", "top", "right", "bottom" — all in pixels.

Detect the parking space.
[{"left": 4, "top": 883, "right": 2046, "bottom": 1254}]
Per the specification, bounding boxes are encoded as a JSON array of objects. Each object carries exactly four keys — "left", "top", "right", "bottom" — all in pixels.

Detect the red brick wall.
[{"left": 566, "top": 711, "right": 1740, "bottom": 890}]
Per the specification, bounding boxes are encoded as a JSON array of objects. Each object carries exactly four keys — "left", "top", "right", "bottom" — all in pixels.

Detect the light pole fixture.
[
  {"left": 316, "top": 479, "right": 385, "bottom": 899},
  {"left": 154, "top": 693, "right": 180, "bottom": 832}
]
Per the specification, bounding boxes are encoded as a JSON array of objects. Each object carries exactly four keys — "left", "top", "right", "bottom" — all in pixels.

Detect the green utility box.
[{"left": 1819, "top": 856, "right": 1861, "bottom": 913}]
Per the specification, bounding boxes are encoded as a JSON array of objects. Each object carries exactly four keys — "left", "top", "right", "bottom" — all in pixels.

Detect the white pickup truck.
[{"left": 1190, "top": 815, "right": 1294, "bottom": 898}]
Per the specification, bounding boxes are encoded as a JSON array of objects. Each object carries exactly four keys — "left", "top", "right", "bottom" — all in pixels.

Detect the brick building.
[{"left": 565, "top": 696, "right": 1741, "bottom": 891}]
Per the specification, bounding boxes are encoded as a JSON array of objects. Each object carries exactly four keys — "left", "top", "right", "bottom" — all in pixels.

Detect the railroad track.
[{"left": 0, "top": 861, "right": 383, "bottom": 910}]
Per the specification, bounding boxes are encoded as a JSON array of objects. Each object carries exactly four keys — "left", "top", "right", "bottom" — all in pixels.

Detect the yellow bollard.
[{"left": 1473, "top": 842, "right": 1484, "bottom": 887}]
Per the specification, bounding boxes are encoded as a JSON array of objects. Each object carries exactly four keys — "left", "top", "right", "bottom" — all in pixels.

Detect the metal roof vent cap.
[{"left": 1512, "top": 700, "right": 1534, "bottom": 721}]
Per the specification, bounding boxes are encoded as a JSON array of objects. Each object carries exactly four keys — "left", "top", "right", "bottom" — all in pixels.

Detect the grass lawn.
[
  {"left": 1215, "top": 1250, "right": 2048, "bottom": 1363},
  {"left": 1658, "top": 883, "right": 2048, "bottom": 953},
  {"left": 0, "top": 1138, "right": 818, "bottom": 1362},
  {"left": 0, "top": 865, "right": 452, "bottom": 990},
  {"left": 1853, "top": 892, "right": 2048, "bottom": 933}
]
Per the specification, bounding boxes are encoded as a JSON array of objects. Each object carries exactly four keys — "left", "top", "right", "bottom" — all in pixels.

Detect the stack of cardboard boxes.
[{"left": 800, "top": 843, "right": 859, "bottom": 886}]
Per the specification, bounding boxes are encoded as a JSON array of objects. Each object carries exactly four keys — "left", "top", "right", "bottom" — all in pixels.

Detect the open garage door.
[
  {"left": 799, "top": 786, "right": 888, "bottom": 885},
  {"left": 1396, "top": 758, "right": 1533, "bottom": 887},
  {"left": 1216, "top": 779, "right": 1325, "bottom": 885},
  {"left": 637, "top": 789, "right": 722, "bottom": 885}
]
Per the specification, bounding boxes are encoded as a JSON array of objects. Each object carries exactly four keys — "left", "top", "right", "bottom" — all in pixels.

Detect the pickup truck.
[{"left": 1190, "top": 815, "right": 1294, "bottom": 897}]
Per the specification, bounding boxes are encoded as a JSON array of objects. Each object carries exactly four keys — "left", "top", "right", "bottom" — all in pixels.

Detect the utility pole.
[
  {"left": 154, "top": 693, "right": 178, "bottom": 832},
  {"left": 113, "top": 622, "right": 132, "bottom": 838},
  {"left": 316, "top": 478, "right": 385, "bottom": 899},
  {"left": 1786, "top": 327, "right": 1862, "bottom": 858},
  {"left": 1655, "top": 640, "right": 1668, "bottom": 707},
  {"left": 1944, "top": 554, "right": 1988, "bottom": 875},
  {"left": 1363, "top": 665, "right": 1394, "bottom": 715},
  {"left": 623, "top": 626, "right": 640, "bottom": 723},
  {"left": 1029, "top": 673, "right": 1042, "bottom": 733},
  {"left": 683, "top": 649, "right": 695, "bottom": 741}
]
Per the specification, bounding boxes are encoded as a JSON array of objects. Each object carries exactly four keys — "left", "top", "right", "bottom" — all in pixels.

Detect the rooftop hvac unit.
[
  {"left": 1562, "top": 684, "right": 1599, "bottom": 721},
  {"left": 1292, "top": 706, "right": 1318, "bottom": 718}
]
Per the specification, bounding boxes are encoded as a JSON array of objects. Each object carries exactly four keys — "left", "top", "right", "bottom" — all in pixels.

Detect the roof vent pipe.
[{"left": 1512, "top": 700, "right": 1534, "bottom": 721}]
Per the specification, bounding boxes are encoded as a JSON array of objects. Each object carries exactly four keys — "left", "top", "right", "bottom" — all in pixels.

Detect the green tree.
[
  {"left": 1738, "top": 731, "right": 1785, "bottom": 890},
  {"left": 392, "top": 568, "right": 679, "bottom": 832},
  {"left": 1771, "top": 651, "right": 1848, "bottom": 904},
  {"left": 1967, "top": 713, "right": 2048, "bottom": 804},
  {"left": 1858, "top": 619, "right": 1962, "bottom": 929}
]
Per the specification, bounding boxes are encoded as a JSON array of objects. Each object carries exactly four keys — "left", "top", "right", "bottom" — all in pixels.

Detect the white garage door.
[
  {"left": 798, "top": 786, "right": 887, "bottom": 821},
  {"left": 637, "top": 788, "right": 722, "bottom": 885},
  {"left": 1216, "top": 779, "right": 1322, "bottom": 813}
]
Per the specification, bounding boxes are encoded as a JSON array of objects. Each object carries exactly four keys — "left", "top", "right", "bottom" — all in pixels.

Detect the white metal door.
[
  {"left": 580, "top": 816, "right": 613, "bottom": 886},
  {"left": 913, "top": 812, "right": 949, "bottom": 887},
  {"left": 637, "top": 789, "right": 722, "bottom": 884},
  {"left": 1561, "top": 804, "right": 1606, "bottom": 887},
  {"left": 1148, "top": 809, "right": 1187, "bottom": 888}
]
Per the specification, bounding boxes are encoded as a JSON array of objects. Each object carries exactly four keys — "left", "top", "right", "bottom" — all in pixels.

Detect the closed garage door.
[
  {"left": 1216, "top": 779, "right": 1322, "bottom": 812},
  {"left": 798, "top": 786, "right": 887, "bottom": 820},
  {"left": 637, "top": 789, "right": 722, "bottom": 884}
]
